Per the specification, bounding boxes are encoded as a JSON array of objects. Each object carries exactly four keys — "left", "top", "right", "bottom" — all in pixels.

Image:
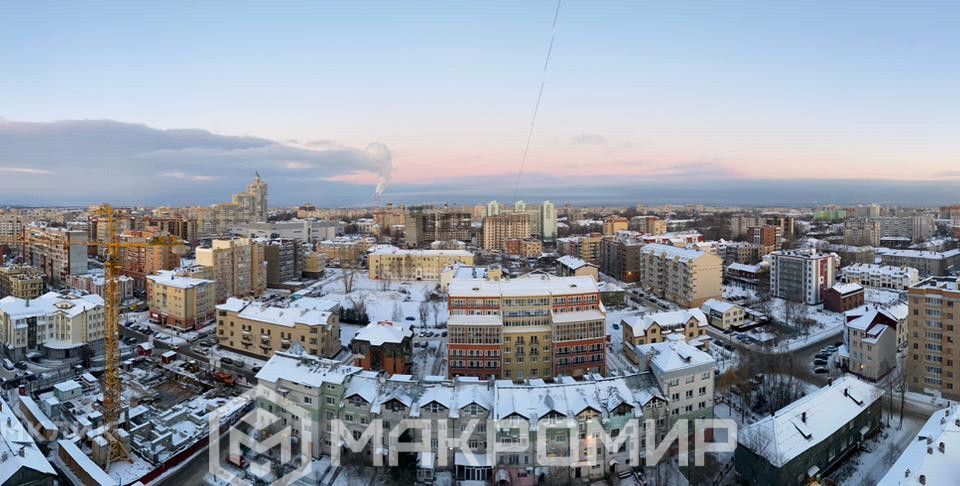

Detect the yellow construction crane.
[{"left": 1, "top": 205, "right": 182, "bottom": 464}]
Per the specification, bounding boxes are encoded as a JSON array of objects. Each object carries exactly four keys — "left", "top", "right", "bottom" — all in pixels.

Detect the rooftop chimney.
[{"left": 802, "top": 411, "right": 807, "bottom": 423}]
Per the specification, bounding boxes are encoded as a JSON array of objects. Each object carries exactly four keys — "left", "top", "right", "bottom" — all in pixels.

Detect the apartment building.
[
  {"left": 0, "top": 265, "right": 45, "bottom": 299},
  {"left": 503, "top": 238, "right": 542, "bottom": 258},
  {"left": 438, "top": 263, "right": 503, "bottom": 291},
  {"left": 216, "top": 296, "right": 341, "bottom": 360},
  {"left": 729, "top": 214, "right": 795, "bottom": 239},
  {"left": 638, "top": 244, "right": 723, "bottom": 308},
  {"left": 768, "top": 249, "right": 840, "bottom": 305},
  {"left": 263, "top": 239, "right": 304, "bottom": 287},
  {"left": 256, "top": 349, "right": 681, "bottom": 483},
  {"left": 719, "top": 241, "right": 769, "bottom": 265},
  {"left": 403, "top": 208, "right": 472, "bottom": 247},
  {"left": 877, "top": 248, "right": 960, "bottom": 277},
  {"left": 602, "top": 216, "right": 629, "bottom": 236},
  {"left": 839, "top": 263, "right": 920, "bottom": 291},
  {"left": 599, "top": 235, "right": 643, "bottom": 282},
  {"left": 195, "top": 238, "right": 266, "bottom": 303},
  {"left": 66, "top": 272, "right": 134, "bottom": 301},
  {"left": 748, "top": 225, "right": 783, "bottom": 249},
  {"left": 229, "top": 220, "right": 338, "bottom": 243},
  {"left": 823, "top": 283, "right": 865, "bottom": 313},
  {"left": 621, "top": 309, "right": 709, "bottom": 362},
  {"left": 541, "top": 200, "right": 557, "bottom": 241},
  {"left": 631, "top": 215, "right": 667, "bottom": 235},
  {"left": 350, "top": 320, "right": 413, "bottom": 375},
  {"left": 301, "top": 251, "right": 326, "bottom": 279},
  {"left": 142, "top": 216, "right": 199, "bottom": 246},
  {"left": 557, "top": 233, "right": 603, "bottom": 264},
  {"left": 189, "top": 174, "right": 269, "bottom": 235},
  {"left": 316, "top": 236, "right": 374, "bottom": 264},
  {"left": 24, "top": 227, "right": 88, "bottom": 285},
  {"left": 843, "top": 218, "right": 881, "bottom": 246},
  {"left": 481, "top": 214, "right": 530, "bottom": 252},
  {"left": 447, "top": 275, "right": 606, "bottom": 380},
  {"left": 118, "top": 230, "right": 182, "bottom": 290},
  {"left": 146, "top": 270, "right": 216, "bottom": 331},
  {"left": 0, "top": 291, "right": 105, "bottom": 359},
  {"left": 368, "top": 246, "right": 474, "bottom": 281},
  {"left": 906, "top": 277, "right": 960, "bottom": 400},
  {"left": 641, "top": 341, "right": 716, "bottom": 428}
]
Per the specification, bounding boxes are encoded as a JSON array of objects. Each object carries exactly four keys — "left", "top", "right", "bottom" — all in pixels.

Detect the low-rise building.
[
  {"left": 216, "top": 296, "right": 341, "bottom": 360},
  {"left": 700, "top": 299, "right": 746, "bottom": 330},
  {"left": 555, "top": 255, "right": 599, "bottom": 281},
  {"left": 146, "top": 270, "right": 216, "bottom": 331},
  {"left": 0, "top": 291, "right": 105, "bottom": 359},
  {"left": 0, "top": 397, "right": 57, "bottom": 485},
  {"left": 823, "top": 283, "right": 865, "bottom": 313},
  {"left": 301, "top": 251, "right": 326, "bottom": 279},
  {"left": 735, "top": 375, "right": 883, "bottom": 486},
  {"left": 841, "top": 306, "right": 902, "bottom": 381},
  {"left": 368, "top": 246, "right": 474, "bottom": 281},
  {"left": 878, "top": 405, "right": 960, "bottom": 486},
  {"left": 622, "top": 309, "right": 709, "bottom": 362},
  {"left": 350, "top": 320, "right": 413, "bottom": 375},
  {"left": 839, "top": 263, "right": 920, "bottom": 290}
]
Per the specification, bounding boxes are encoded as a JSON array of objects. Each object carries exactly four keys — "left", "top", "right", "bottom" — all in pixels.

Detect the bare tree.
[
  {"left": 342, "top": 258, "right": 360, "bottom": 294},
  {"left": 430, "top": 300, "right": 442, "bottom": 327},
  {"left": 418, "top": 301, "right": 430, "bottom": 327},
  {"left": 392, "top": 301, "right": 403, "bottom": 322}
]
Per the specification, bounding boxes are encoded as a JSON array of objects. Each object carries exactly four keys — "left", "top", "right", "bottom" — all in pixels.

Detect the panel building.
[
  {"left": 195, "top": 238, "right": 266, "bottom": 303},
  {"left": 768, "top": 249, "right": 839, "bottom": 305},
  {"left": 906, "top": 277, "right": 960, "bottom": 400},
  {"left": 638, "top": 244, "right": 723, "bottom": 307}
]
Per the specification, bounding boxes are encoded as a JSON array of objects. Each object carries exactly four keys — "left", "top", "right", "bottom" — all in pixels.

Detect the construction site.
[{"left": 0, "top": 205, "right": 253, "bottom": 485}]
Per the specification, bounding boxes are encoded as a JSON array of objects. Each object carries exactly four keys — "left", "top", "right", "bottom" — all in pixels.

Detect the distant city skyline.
[{"left": 3, "top": 1, "right": 960, "bottom": 206}]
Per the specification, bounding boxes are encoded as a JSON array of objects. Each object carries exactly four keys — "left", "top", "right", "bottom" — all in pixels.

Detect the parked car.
[
  {"left": 220, "top": 357, "right": 234, "bottom": 365},
  {"left": 813, "top": 359, "right": 828, "bottom": 367},
  {"left": 405, "top": 316, "right": 415, "bottom": 321},
  {"left": 14, "top": 361, "right": 28, "bottom": 370},
  {"left": 124, "top": 337, "right": 138, "bottom": 345},
  {"left": 814, "top": 367, "right": 828, "bottom": 374},
  {"left": 612, "top": 323, "right": 619, "bottom": 330},
  {"left": 441, "top": 331, "right": 447, "bottom": 337},
  {"left": 252, "top": 365, "right": 262, "bottom": 373}
]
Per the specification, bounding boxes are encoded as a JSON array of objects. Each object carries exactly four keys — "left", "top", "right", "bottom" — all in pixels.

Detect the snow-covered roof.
[
  {"left": 447, "top": 314, "right": 504, "bottom": 326},
  {"left": 256, "top": 350, "right": 362, "bottom": 387},
  {"left": 353, "top": 320, "right": 412, "bottom": 346},
  {"left": 146, "top": 270, "right": 214, "bottom": 289},
  {"left": 218, "top": 296, "right": 338, "bottom": 328},
  {"left": 623, "top": 309, "right": 708, "bottom": 336},
  {"left": 448, "top": 274, "right": 599, "bottom": 298},
  {"left": 556, "top": 255, "right": 590, "bottom": 271},
  {"left": 727, "top": 262, "right": 763, "bottom": 273},
  {"left": 59, "top": 439, "right": 112, "bottom": 485},
  {"left": 493, "top": 376, "right": 648, "bottom": 425},
  {"left": 841, "top": 263, "right": 919, "bottom": 279},
  {"left": 738, "top": 375, "right": 883, "bottom": 468},
  {"left": 830, "top": 282, "right": 864, "bottom": 295},
  {"left": 53, "top": 380, "right": 82, "bottom": 394},
  {"left": 647, "top": 341, "right": 715, "bottom": 373},
  {"left": 551, "top": 309, "right": 606, "bottom": 324},
  {"left": 0, "top": 291, "right": 103, "bottom": 320},
  {"left": 639, "top": 243, "right": 705, "bottom": 263},
  {"left": 878, "top": 405, "right": 960, "bottom": 486},
  {"left": 369, "top": 246, "right": 473, "bottom": 258},
  {"left": 0, "top": 398, "right": 56, "bottom": 483},
  {"left": 701, "top": 299, "right": 739, "bottom": 315},
  {"left": 877, "top": 248, "right": 960, "bottom": 260}
]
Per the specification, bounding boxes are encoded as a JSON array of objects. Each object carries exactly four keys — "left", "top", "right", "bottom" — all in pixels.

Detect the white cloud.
[{"left": 0, "top": 166, "right": 54, "bottom": 175}]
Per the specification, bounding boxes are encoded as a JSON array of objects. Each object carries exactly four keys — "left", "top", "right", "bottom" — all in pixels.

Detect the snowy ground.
[
  {"left": 864, "top": 288, "right": 904, "bottom": 306},
  {"left": 766, "top": 299, "right": 845, "bottom": 352},
  {"left": 833, "top": 415, "right": 926, "bottom": 486},
  {"left": 605, "top": 307, "right": 654, "bottom": 374}
]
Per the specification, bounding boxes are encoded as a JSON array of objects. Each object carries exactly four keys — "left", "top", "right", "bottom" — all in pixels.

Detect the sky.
[{"left": 2, "top": 1, "right": 960, "bottom": 206}]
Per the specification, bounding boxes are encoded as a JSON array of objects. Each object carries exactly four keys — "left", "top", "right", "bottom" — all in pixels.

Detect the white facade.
[
  {"left": 768, "top": 249, "right": 839, "bottom": 305},
  {"left": 840, "top": 263, "right": 920, "bottom": 291}
]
